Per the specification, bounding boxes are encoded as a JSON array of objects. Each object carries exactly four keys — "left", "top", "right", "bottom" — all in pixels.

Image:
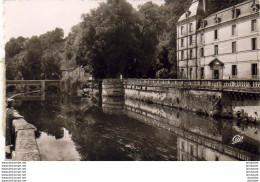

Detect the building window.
[
  {"left": 232, "top": 41, "right": 236, "bottom": 53},
  {"left": 214, "top": 29, "right": 218, "bottom": 40},
  {"left": 181, "top": 26, "right": 184, "bottom": 35},
  {"left": 200, "top": 20, "right": 208, "bottom": 28},
  {"left": 189, "top": 23, "right": 193, "bottom": 32},
  {"left": 180, "top": 69, "right": 184, "bottom": 78},
  {"left": 232, "top": 8, "right": 240, "bottom": 19},
  {"left": 190, "top": 145, "right": 194, "bottom": 156},
  {"left": 214, "top": 45, "right": 218, "bottom": 55},
  {"left": 215, "top": 156, "right": 219, "bottom": 161},
  {"left": 181, "top": 39, "right": 184, "bottom": 47},
  {"left": 189, "top": 49, "right": 193, "bottom": 59},
  {"left": 181, "top": 142, "right": 185, "bottom": 150},
  {"left": 190, "top": 68, "right": 193, "bottom": 79},
  {"left": 200, "top": 48, "right": 204, "bottom": 57},
  {"left": 201, "top": 33, "right": 204, "bottom": 43},
  {"left": 232, "top": 65, "right": 237, "bottom": 78},
  {"left": 252, "top": 63, "right": 258, "bottom": 78},
  {"left": 189, "top": 36, "right": 193, "bottom": 45},
  {"left": 252, "top": 38, "right": 257, "bottom": 50},
  {"left": 181, "top": 51, "right": 184, "bottom": 60},
  {"left": 201, "top": 67, "right": 204, "bottom": 79},
  {"left": 232, "top": 25, "right": 236, "bottom": 35},
  {"left": 251, "top": 19, "right": 257, "bottom": 31}
]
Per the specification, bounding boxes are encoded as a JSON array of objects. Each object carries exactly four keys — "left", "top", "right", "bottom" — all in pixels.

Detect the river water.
[{"left": 13, "top": 93, "right": 260, "bottom": 161}]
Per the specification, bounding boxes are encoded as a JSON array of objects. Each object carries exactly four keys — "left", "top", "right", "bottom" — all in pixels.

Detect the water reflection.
[
  {"left": 14, "top": 94, "right": 259, "bottom": 161},
  {"left": 37, "top": 128, "right": 80, "bottom": 161},
  {"left": 123, "top": 98, "right": 259, "bottom": 161},
  {"left": 102, "top": 96, "right": 124, "bottom": 114}
]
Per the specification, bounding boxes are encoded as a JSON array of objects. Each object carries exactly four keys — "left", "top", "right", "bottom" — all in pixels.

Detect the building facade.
[
  {"left": 61, "top": 66, "right": 91, "bottom": 82},
  {"left": 177, "top": 0, "right": 260, "bottom": 79}
]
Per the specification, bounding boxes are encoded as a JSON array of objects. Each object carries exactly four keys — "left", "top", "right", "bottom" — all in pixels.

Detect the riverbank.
[
  {"left": 125, "top": 93, "right": 259, "bottom": 124},
  {"left": 122, "top": 79, "right": 260, "bottom": 124}
]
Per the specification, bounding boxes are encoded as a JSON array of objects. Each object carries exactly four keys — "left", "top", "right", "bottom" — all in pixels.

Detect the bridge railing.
[
  {"left": 124, "top": 79, "right": 260, "bottom": 93},
  {"left": 6, "top": 80, "right": 60, "bottom": 84}
]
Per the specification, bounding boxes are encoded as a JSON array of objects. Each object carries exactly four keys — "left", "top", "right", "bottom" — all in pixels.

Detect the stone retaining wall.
[
  {"left": 12, "top": 116, "right": 40, "bottom": 161},
  {"left": 6, "top": 98, "right": 40, "bottom": 161},
  {"left": 102, "top": 79, "right": 260, "bottom": 122},
  {"left": 124, "top": 86, "right": 222, "bottom": 115},
  {"left": 124, "top": 85, "right": 260, "bottom": 122}
]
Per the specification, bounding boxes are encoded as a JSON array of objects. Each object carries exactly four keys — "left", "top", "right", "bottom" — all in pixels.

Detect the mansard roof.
[
  {"left": 198, "top": 0, "right": 259, "bottom": 30},
  {"left": 178, "top": 0, "right": 206, "bottom": 22}
]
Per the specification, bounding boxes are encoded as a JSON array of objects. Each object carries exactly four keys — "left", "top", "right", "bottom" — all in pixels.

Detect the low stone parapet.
[
  {"left": 13, "top": 129, "right": 40, "bottom": 161},
  {"left": 12, "top": 117, "right": 40, "bottom": 161}
]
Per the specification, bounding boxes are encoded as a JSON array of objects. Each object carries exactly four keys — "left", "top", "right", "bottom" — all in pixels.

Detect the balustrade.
[{"left": 124, "top": 79, "right": 260, "bottom": 93}]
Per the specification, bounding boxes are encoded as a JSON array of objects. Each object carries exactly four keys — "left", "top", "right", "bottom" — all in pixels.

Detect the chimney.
[{"left": 202, "top": 0, "right": 206, "bottom": 14}]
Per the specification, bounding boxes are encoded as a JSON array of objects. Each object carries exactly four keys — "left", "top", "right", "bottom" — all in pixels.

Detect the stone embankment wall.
[
  {"left": 124, "top": 86, "right": 222, "bottom": 115},
  {"left": 124, "top": 86, "right": 259, "bottom": 122},
  {"left": 102, "top": 79, "right": 124, "bottom": 97},
  {"left": 102, "top": 79, "right": 260, "bottom": 122},
  {"left": 6, "top": 99, "right": 40, "bottom": 161}
]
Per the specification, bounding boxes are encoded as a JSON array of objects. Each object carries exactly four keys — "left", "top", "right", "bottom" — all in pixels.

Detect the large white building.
[{"left": 177, "top": 0, "right": 260, "bottom": 79}]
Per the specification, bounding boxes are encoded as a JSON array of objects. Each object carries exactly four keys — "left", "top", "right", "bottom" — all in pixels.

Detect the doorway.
[
  {"left": 213, "top": 70, "right": 219, "bottom": 79},
  {"left": 209, "top": 58, "right": 224, "bottom": 80}
]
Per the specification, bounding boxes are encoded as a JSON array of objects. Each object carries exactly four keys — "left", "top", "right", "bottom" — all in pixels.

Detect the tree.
[
  {"left": 40, "top": 28, "right": 64, "bottom": 49},
  {"left": 137, "top": 2, "right": 166, "bottom": 78},
  {"left": 20, "top": 36, "right": 43, "bottom": 79},
  {"left": 41, "top": 53, "right": 61, "bottom": 79},
  {"left": 5, "top": 36, "right": 27, "bottom": 58},
  {"left": 153, "top": 0, "right": 191, "bottom": 78},
  {"left": 5, "top": 36, "right": 27, "bottom": 80},
  {"left": 6, "top": 55, "right": 24, "bottom": 80},
  {"left": 5, "top": 28, "right": 64, "bottom": 80},
  {"left": 75, "top": 0, "right": 154, "bottom": 79}
]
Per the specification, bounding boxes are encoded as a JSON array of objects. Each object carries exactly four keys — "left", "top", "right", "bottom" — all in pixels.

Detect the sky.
[{"left": 4, "top": 0, "right": 165, "bottom": 43}]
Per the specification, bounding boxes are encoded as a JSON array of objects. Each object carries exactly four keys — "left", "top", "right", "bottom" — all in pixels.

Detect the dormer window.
[
  {"left": 185, "top": 10, "right": 191, "bottom": 17},
  {"left": 232, "top": 8, "right": 240, "bottom": 19},
  {"left": 251, "top": 3, "right": 260, "bottom": 13},
  {"left": 200, "top": 20, "right": 207, "bottom": 29},
  {"left": 214, "top": 16, "right": 221, "bottom": 24}
]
